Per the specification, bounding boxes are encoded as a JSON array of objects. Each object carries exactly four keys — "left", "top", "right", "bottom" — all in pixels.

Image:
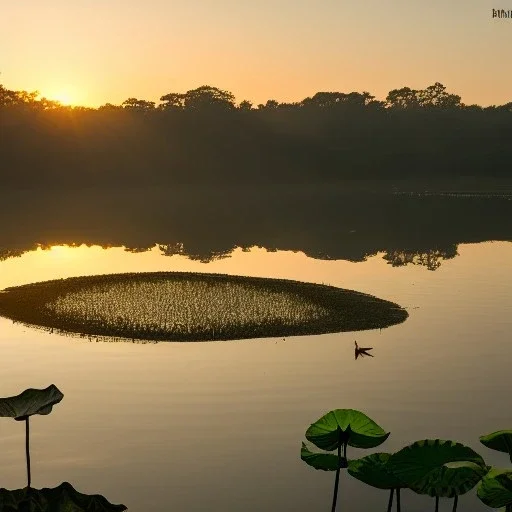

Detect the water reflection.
[
  {"left": 0, "top": 187, "right": 511, "bottom": 269},
  {"left": 0, "top": 237, "right": 510, "bottom": 512}
]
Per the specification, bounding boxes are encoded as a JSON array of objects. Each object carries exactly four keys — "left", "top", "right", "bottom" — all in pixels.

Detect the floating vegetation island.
[{"left": 0, "top": 272, "right": 408, "bottom": 342}]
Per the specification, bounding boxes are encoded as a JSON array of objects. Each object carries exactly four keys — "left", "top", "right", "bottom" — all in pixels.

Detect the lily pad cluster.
[
  {"left": 0, "top": 385, "right": 126, "bottom": 511},
  {"left": 301, "top": 408, "right": 512, "bottom": 511}
]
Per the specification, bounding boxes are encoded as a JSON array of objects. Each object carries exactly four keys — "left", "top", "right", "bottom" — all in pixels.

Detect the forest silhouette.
[
  {"left": 2, "top": 81, "right": 511, "bottom": 269},
  {"left": 1, "top": 82, "right": 512, "bottom": 187}
]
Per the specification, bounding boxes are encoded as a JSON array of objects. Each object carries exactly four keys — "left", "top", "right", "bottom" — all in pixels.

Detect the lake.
[{"left": 0, "top": 189, "right": 511, "bottom": 511}]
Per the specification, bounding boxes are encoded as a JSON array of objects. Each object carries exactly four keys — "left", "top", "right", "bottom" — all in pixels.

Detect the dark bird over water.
[{"left": 355, "top": 340, "right": 374, "bottom": 359}]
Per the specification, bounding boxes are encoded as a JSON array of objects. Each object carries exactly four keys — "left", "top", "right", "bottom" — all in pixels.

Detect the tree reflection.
[
  {"left": 382, "top": 246, "right": 458, "bottom": 271},
  {"left": 0, "top": 190, "right": 510, "bottom": 270}
]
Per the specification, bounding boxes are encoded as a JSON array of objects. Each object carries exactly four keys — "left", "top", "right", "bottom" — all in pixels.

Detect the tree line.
[
  {"left": 1, "top": 82, "right": 511, "bottom": 187},
  {"left": 2, "top": 82, "right": 512, "bottom": 112}
]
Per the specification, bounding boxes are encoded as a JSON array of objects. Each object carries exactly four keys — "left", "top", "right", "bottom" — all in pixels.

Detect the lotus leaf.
[
  {"left": 497, "top": 472, "right": 512, "bottom": 490},
  {"left": 348, "top": 453, "right": 404, "bottom": 490},
  {"left": 0, "top": 482, "right": 126, "bottom": 511},
  {"left": 387, "top": 439, "right": 487, "bottom": 497},
  {"left": 477, "top": 468, "right": 512, "bottom": 508},
  {"left": 0, "top": 385, "right": 64, "bottom": 421},
  {"left": 305, "top": 409, "right": 389, "bottom": 451},
  {"left": 480, "top": 431, "right": 512, "bottom": 463},
  {"left": 301, "top": 442, "right": 346, "bottom": 471}
]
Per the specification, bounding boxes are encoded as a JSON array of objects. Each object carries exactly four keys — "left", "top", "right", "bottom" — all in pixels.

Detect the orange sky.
[{"left": 2, "top": 0, "right": 510, "bottom": 107}]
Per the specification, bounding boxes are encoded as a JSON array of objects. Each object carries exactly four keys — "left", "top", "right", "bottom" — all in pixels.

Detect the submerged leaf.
[
  {"left": 480, "top": 431, "right": 512, "bottom": 462},
  {"left": 0, "top": 482, "right": 127, "bottom": 511},
  {"left": 305, "top": 409, "right": 389, "bottom": 451},
  {"left": 477, "top": 468, "right": 512, "bottom": 508},
  {"left": 301, "top": 442, "right": 345, "bottom": 471},
  {"left": 348, "top": 453, "right": 404, "bottom": 490},
  {"left": 387, "top": 439, "right": 487, "bottom": 497},
  {"left": 0, "top": 385, "right": 64, "bottom": 421}
]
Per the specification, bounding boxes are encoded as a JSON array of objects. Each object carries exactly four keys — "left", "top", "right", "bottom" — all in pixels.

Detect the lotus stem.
[
  {"left": 396, "top": 488, "right": 401, "bottom": 512},
  {"left": 331, "top": 442, "right": 342, "bottom": 512},
  {"left": 452, "top": 495, "right": 458, "bottom": 512},
  {"left": 387, "top": 488, "right": 394, "bottom": 512},
  {"left": 435, "top": 496, "right": 439, "bottom": 512},
  {"left": 25, "top": 417, "right": 31, "bottom": 488}
]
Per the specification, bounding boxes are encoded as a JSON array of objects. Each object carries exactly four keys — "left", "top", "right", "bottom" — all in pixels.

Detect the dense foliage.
[{"left": 1, "top": 82, "right": 511, "bottom": 187}]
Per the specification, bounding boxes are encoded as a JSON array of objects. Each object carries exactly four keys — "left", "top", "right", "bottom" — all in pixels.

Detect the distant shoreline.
[{"left": 2, "top": 177, "right": 512, "bottom": 195}]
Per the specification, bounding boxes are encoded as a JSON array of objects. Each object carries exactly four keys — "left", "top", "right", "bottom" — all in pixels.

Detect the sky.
[{"left": 1, "top": 0, "right": 510, "bottom": 107}]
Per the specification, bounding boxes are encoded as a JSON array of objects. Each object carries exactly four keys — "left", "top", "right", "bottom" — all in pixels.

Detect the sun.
[
  {"left": 45, "top": 86, "right": 83, "bottom": 107},
  {"left": 52, "top": 91, "right": 73, "bottom": 105},
  {"left": 48, "top": 90, "right": 76, "bottom": 106}
]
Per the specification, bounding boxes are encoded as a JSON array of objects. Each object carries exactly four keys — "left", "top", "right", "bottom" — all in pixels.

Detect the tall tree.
[
  {"left": 159, "top": 92, "right": 186, "bottom": 110},
  {"left": 121, "top": 98, "right": 156, "bottom": 111},
  {"left": 0, "top": 86, "right": 39, "bottom": 107},
  {"left": 301, "top": 91, "right": 376, "bottom": 108},
  {"left": 238, "top": 100, "right": 253, "bottom": 110},
  {"left": 418, "top": 82, "right": 461, "bottom": 108},
  {"left": 385, "top": 87, "right": 421, "bottom": 109},
  {"left": 386, "top": 83, "right": 461, "bottom": 109},
  {"left": 183, "top": 86, "right": 235, "bottom": 110},
  {"left": 259, "top": 99, "right": 279, "bottom": 109}
]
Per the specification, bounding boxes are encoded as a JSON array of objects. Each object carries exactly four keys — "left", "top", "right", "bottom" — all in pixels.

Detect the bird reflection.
[{"left": 355, "top": 340, "right": 373, "bottom": 359}]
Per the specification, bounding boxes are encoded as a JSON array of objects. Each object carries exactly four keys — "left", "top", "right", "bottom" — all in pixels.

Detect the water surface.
[{"left": 0, "top": 242, "right": 511, "bottom": 511}]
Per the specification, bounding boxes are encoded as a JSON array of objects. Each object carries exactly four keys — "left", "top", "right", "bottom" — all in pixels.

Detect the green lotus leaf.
[
  {"left": 348, "top": 453, "right": 405, "bottom": 490},
  {"left": 496, "top": 472, "right": 512, "bottom": 491},
  {"left": 480, "top": 431, "right": 512, "bottom": 462},
  {"left": 0, "top": 385, "right": 64, "bottom": 421},
  {"left": 301, "top": 442, "right": 347, "bottom": 471},
  {"left": 387, "top": 439, "right": 487, "bottom": 497},
  {"left": 477, "top": 468, "right": 512, "bottom": 508},
  {"left": 305, "top": 409, "right": 390, "bottom": 451},
  {"left": 0, "top": 482, "right": 127, "bottom": 511}
]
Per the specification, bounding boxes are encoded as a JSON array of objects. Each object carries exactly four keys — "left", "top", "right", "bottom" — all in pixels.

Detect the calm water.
[{"left": 0, "top": 242, "right": 511, "bottom": 511}]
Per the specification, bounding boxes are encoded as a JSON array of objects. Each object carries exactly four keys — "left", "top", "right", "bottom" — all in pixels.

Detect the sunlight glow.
[
  {"left": 44, "top": 244, "right": 81, "bottom": 261},
  {"left": 45, "top": 87, "right": 81, "bottom": 106},
  {"left": 48, "top": 91, "right": 73, "bottom": 105}
]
